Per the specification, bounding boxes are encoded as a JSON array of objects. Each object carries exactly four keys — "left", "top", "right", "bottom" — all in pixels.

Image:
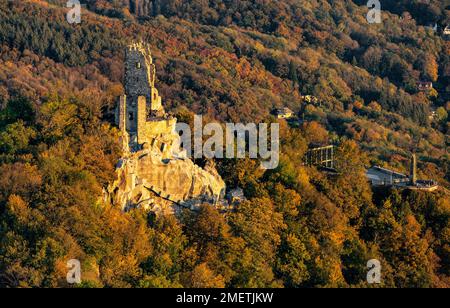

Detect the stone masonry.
[{"left": 108, "top": 42, "right": 226, "bottom": 213}]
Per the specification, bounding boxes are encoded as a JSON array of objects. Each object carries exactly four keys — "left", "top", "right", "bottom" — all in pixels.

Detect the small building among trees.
[
  {"left": 227, "top": 187, "right": 246, "bottom": 205},
  {"left": 274, "top": 107, "right": 294, "bottom": 119},
  {"left": 444, "top": 26, "right": 450, "bottom": 35},
  {"left": 366, "top": 154, "right": 439, "bottom": 192},
  {"left": 417, "top": 81, "right": 433, "bottom": 91}
]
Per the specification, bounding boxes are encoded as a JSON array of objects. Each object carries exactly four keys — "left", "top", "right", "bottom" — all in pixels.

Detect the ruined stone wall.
[
  {"left": 140, "top": 118, "right": 178, "bottom": 157},
  {"left": 150, "top": 87, "right": 163, "bottom": 114},
  {"left": 116, "top": 95, "right": 127, "bottom": 131},
  {"left": 132, "top": 95, "right": 180, "bottom": 159},
  {"left": 137, "top": 96, "right": 147, "bottom": 141}
]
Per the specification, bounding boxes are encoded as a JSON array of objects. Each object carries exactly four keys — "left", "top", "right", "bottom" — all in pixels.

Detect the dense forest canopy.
[{"left": 0, "top": 0, "right": 448, "bottom": 288}]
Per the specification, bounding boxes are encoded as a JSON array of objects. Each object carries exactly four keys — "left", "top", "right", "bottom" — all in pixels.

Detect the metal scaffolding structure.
[{"left": 304, "top": 145, "right": 335, "bottom": 169}]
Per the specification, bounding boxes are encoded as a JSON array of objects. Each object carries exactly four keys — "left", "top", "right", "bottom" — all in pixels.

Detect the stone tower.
[
  {"left": 124, "top": 42, "right": 163, "bottom": 117},
  {"left": 410, "top": 153, "right": 417, "bottom": 186},
  {"left": 117, "top": 42, "right": 178, "bottom": 156}
]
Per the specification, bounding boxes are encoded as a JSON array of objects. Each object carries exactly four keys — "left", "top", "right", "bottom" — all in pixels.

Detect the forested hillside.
[{"left": 0, "top": 0, "right": 449, "bottom": 288}]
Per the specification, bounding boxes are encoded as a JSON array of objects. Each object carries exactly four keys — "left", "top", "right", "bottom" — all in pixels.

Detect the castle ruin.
[
  {"left": 117, "top": 42, "right": 180, "bottom": 158},
  {"left": 108, "top": 42, "right": 226, "bottom": 213}
]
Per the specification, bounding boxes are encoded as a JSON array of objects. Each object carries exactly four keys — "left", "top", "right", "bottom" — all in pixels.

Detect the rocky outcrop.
[{"left": 106, "top": 146, "right": 226, "bottom": 214}]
